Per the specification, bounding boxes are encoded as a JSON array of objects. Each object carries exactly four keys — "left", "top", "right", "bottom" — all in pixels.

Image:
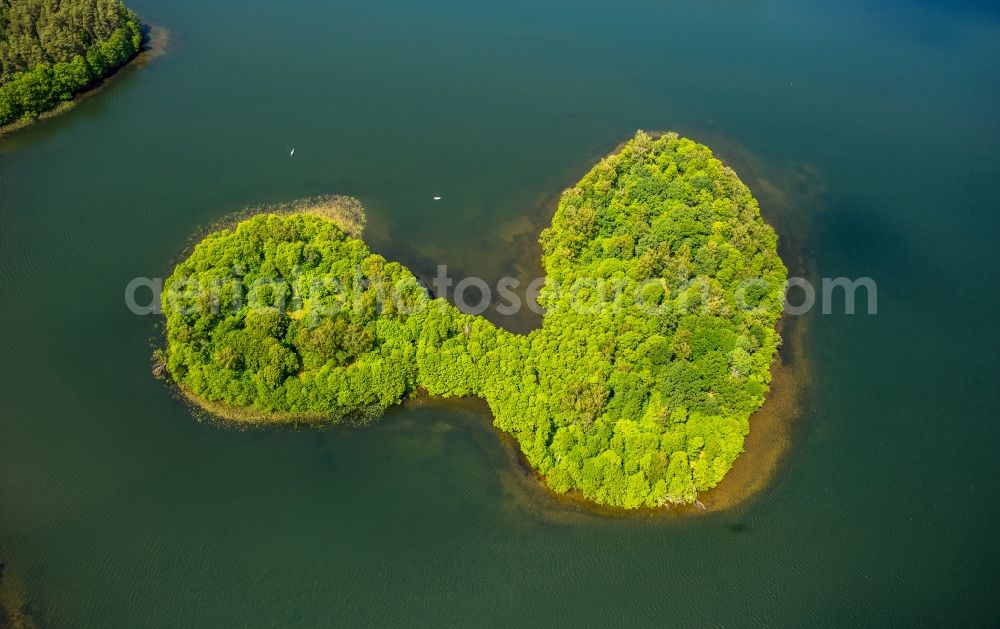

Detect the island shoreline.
[
  {"left": 403, "top": 302, "right": 809, "bottom": 519},
  {"left": 159, "top": 132, "right": 811, "bottom": 515}
]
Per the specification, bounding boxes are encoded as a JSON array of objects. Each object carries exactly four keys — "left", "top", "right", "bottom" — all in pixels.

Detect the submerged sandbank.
[{"left": 0, "top": 561, "right": 37, "bottom": 629}]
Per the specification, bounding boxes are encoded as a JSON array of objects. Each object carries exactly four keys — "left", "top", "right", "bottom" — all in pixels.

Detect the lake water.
[{"left": 1, "top": 0, "right": 998, "bottom": 625}]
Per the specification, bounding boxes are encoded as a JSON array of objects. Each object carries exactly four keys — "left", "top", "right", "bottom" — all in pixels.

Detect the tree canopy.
[
  {"left": 161, "top": 132, "right": 787, "bottom": 508},
  {"left": 0, "top": 0, "right": 141, "bottom": 125}
]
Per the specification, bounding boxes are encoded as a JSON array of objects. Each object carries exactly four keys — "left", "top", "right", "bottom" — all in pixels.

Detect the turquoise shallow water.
[{"left": 1, "top": 0, "right": 998, "bottom": 625}]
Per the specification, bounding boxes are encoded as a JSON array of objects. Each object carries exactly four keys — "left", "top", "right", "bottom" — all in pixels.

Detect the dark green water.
[{"left": 2, "top": 0, "right": 999, "bottom": 625}]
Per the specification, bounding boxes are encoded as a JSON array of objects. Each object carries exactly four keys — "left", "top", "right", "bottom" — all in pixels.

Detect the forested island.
[
  {"left": 160, "top": 132, "right": 787, "bottom": 508},
  {"left": 0, "top": 0, "right": 141, "bottom": 128}
]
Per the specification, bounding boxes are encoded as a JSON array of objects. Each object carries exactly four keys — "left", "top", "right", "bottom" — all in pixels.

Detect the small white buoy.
[
  {"left": 290, "top": 148, "right": 295, "bottom": 157},
  {"left": 433, "top": 196, "right": 442, "bottom": 201}
]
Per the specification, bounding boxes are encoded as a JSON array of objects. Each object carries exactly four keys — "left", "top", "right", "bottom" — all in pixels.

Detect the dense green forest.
[
  {"left": 161, "top": 132, "right": 787, "bottom": 508},
  {"left": 0, "top": 0, "right": 141, "bottom": 126}
]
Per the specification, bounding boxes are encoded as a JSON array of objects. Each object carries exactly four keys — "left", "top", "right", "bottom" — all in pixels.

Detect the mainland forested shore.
[{"left": 0, "top": 0, "right": 145, "bottom": 132}]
